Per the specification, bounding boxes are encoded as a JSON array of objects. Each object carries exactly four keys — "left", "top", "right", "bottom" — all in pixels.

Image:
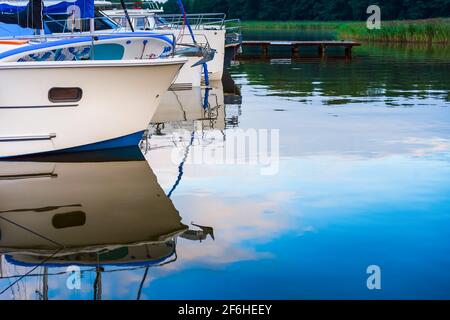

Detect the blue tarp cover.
[
  {"left": 0, "top": 21, "right": 35, "bottom": 35},
  {"left": 0, "top": 1, "right": 94, "bottom": 18}
]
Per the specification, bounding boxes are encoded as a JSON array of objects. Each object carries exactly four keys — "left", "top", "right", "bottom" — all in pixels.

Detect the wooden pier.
[{"left": 239, "top": 40, "right": 361, "bottom": 58}]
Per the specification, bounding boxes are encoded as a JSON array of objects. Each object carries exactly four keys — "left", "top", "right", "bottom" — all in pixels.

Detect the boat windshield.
[{"left": 44, "top": 10, "right": 119, "bottom": 33}]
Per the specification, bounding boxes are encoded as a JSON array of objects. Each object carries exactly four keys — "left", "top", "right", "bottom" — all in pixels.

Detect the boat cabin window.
[
  {"left": 155, "top": 16, "right": 168, "bottom": 28},
  {"left": 49, "top": 87, "right": 83, "bottom": 103},
  {"left": 111, "top": 16, "right": 131, "bottom": 28},
  {"left": 93, "top": 10, "right": 120, "bottom": 31},
  {"left": 135, "top": 17, "right": 147, "bottom": 29},
  {"left": 44, "top": 10, "right": 119, "bottom": 33},
  {"left": 44, "top": 14, "right": 74, "bottom": 33}
]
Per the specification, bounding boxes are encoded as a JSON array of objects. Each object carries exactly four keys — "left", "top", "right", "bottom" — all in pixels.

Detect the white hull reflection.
[
  {"left": 152, "top": 87, "right": 204, "bottom": 123},
  {"left": 0, "top": 149, "right": 187, "bottom": 266},
  {"left": 151, "top": 80, "right": 225, "bottom": 130},
  {"left": 143, "top": 81, "right": 226, "bottom": 191},
  {"left": 0, "top": 149, "right": 214, "bottom": 299},
  {"left": 0, "top": 147, "right": 214, "bottom": 300}
]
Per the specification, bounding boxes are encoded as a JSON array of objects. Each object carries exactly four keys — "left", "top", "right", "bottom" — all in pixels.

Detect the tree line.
[{"left": 161, "top": 0, "right": 450, "bottom": 20}]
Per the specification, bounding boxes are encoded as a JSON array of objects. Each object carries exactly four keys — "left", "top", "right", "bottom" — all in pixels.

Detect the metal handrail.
[
  {"left": 101, "top": 10, "right": 228, "bottom": 30},
  {"left": 108, "top": 0, "right": 163, "bottom": 11},
  {"left": 224, "top": 19, "right": 242, "bottom": 46},
  {"left": 224, "top": 19, "right": 242, "bottom": 32},
  {"left": 97, "top": 13, "right": 214, "bottom": 50},
  {"left": 0, "top": 31, "right": 177, "bottom": 58},
  {"left": 178, "top": 33, "right": 211, "bottom": 51},
  {"left": 158, "top": 13, "right": 227, "bottom": 29}
]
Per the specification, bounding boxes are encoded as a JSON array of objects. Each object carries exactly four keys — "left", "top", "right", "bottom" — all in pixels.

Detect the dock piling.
[
  {"left": 318, "top": 45, "right": 325, "bottom": 58},
  {"left": 291, "top": 44, "right": 300, "bottom": 57},
  {"left": 345, "top": 46, "right": 352, "bottom": 58},
  {"left": 262, "top": 44, "right": 269, "bottom": 58}
]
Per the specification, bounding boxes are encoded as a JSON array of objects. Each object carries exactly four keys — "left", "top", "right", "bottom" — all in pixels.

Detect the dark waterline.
[{"left": 0, "top": 30, "right": 450, "bottom": 300}]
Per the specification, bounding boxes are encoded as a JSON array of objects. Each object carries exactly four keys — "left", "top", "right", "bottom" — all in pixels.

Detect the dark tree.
[{"left": 162, "top": 0, "right": 450, "bottom": 20}]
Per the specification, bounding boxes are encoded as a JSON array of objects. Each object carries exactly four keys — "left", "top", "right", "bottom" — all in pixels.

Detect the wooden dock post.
[
  {"left": 262, "top": 44, "right": 269, "bottom": 58},
  {"left": 318, "top": 45, "right": 325, "bottom": 58},
  {"left": 291, "top": 44, "right": 300, "bottom": 57},
  {"left": 345, "top": 46, "right": 352, "bottom": 58}
]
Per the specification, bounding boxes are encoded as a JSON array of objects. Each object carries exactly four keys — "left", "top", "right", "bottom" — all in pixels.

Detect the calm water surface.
[{"left": 1, "top": 30, "right": 450, "bottom": 299}]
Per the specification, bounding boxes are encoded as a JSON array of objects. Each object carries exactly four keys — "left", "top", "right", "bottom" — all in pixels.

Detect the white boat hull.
[
  {"left": 163, "top": 29, "right": 225, "bottom": 81},
  {"left": 172, "top": 55, "right": 202, "bottom": 89},
  {"left": 0, "top": 59, "right": 185, "bottom": 158}
]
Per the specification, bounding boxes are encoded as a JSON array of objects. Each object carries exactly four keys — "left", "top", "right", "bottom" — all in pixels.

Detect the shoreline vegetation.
[
  {"left": 161, "top": 0, "right": 450, "bottom": 43},
  {"left": 240, "top": 19, "right": 450, "bottom": 44}
]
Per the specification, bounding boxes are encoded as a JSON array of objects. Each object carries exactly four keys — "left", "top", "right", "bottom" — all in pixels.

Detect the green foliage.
[
  {"left": 159, "top": 0, "right": 450, "bottom": 43},
  {"left": 163, "top": 0, "right": 450, "bottom": 20},
  {"left": 338, "top": 19, "right": 450, "bottom": 43}
]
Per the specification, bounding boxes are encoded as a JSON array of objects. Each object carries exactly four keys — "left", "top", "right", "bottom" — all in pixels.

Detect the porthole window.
[
  {"left": 48, "top": 87, "right": 82, "bottom": 103},
  {"left": 52, "top": 211, "right": 86, "bottom": 229}
]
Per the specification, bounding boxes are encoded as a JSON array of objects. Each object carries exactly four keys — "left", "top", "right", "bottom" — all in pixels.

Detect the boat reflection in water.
[
  {"left": 151, "top": 81, "right": 225, "bottom": 132},
  {"left": 150, "top": 70, "right": 241, "bottom": 132},
  {"left": 0, "top": 148, "right": 213, "bottom": 300},
  {"left": 142, "top": 75, "right": 242, "bottom": 191}
]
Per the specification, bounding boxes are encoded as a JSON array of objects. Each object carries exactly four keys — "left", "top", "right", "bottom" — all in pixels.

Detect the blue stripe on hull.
[
  {"left": 0, "top": 131, "right": 146, "bottom": 160},
  {"left": 60, "top": 131, "right": 145, "bottom": 153},
  {"left": 5, "top": 252, "right": 174, "bottom": 268}
]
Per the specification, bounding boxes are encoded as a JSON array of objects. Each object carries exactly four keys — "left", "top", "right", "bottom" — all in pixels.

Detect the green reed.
[{"left": 337, "top": 19, "right": 450, "bottom": 43}]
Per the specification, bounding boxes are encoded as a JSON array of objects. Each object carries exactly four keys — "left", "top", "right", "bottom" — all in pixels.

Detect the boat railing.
[
  {"left": 0, "top": 31, "right": 177, "bottom": 58},
  {"left": 157, "top": 13, "right": 227, "bottom": 30},
  {"left": 100, "top": 10, "right": 228, "bottom": 31},
  {"left": 223, "top": 18, "right": 243, "bottom": 46},
  {"left": 176, "top": 32, "right": 212, "bottom": 49},
  {"left": 225, "top": 19, "right": 242, "bottom": 32},
  {"left": 88, "top": 14, "right": 214, "bottom": 51},
  {"left": 107, "top": 0, "right": 163, "bottom": 12}
]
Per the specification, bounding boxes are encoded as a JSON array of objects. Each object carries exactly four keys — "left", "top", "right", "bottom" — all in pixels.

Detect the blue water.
[{"left": 1, "top": 31, "right": 450, "bottom": 300}]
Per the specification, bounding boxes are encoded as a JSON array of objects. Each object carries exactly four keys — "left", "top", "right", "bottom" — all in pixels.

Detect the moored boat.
[
  {"left": 0, "top": 0, "right": 205, "bottom": 87},
  {"left": 101, "top": 1, "right": 227, "bottom": 81},
  {"left": 0, "top": 58, "right": 186, "bottom": 158}
]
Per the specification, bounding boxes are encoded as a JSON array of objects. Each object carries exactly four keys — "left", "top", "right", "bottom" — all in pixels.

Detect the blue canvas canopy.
[
  {"left": 0, "top": 21, "right": 34, "bottom": 35},
  {"left": 0, "top": 0, "right": 94, "bottom": 18}
]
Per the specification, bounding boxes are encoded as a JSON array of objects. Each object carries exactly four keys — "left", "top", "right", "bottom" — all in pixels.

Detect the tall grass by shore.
[
  {"left": 241, "top": 19, "right": 450, "bottom": 44},
  {"left": 337, "top": 19, "right": 450, "bottom": 43}
]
